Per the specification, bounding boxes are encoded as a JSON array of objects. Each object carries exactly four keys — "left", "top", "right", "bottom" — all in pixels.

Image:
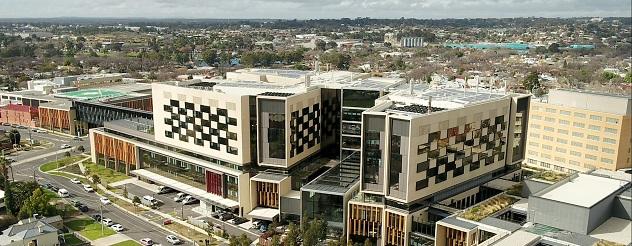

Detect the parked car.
[
  {"left": 218, "top": 212, "right": 234, "bottom": 221},
  {"left": 77, "top": 204, "right": 89, "bottom": 212},
  {"left": 259, "top": 224, "right": 269, "bottom": 233},
  {"left": 211, "top": 211, "right": 222, "bottom": 219},
  {"left": 100, "top": 197, "right": 111, "bottom": 205},
  {"left": 110, "top": 224, "right": 124, "bottom": 232},
  {"left": 70, "top": 178, "right": 81, "bottom": 184},
  {"left": 17, "top": 125, "right": 27, "bottom": 129},
  {"left": 57, "top": 189, "right": 69, "bottom": 198},
  {"left": 73, "top": 136, "right": 82, "bottom": 141},
  {"left": 101, "top": 218, "right": 113, "bottom": 226},
  {"left": 2, "top": 123, "right": 10, "bottom": 126},
  {"left": 231, "top": 217, "right": 248, "bottom": 225},
  {"left": 166, "top": 235, "right": 181, "bottom": 245},
  {"left": 70, "top": 200, "right": 83, "bottom": 207},
  {"left": 92, "top": 214, "right": 102, "bottom": 221},
  {"left": 35, "top": 129, "right": 47, "bottom": 133},
  {"left": 173, "top": 193, "right": 186, "bottom": 202},
  {"left": 139, "top": 238, "right": 154, "bottom": 246},
  {"left": 157, "top": 186, "right": 174, "bottom": 194},
  {"left": 83, "top": 184, "right": 94, "bottom": 192},
  {"left": 60, "top": 144, "right": 71, "bottom": 149},
  {"left": 5, "top": 158, "right": 15, "bottom": 163},
  {"left": 142, "top": 195, "right": 159, "bottom": 206},
  {"left": 181, "top": 195, "right": 198, "bottom": 205}
]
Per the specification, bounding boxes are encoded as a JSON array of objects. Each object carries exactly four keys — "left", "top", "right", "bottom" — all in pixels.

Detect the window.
[
  {"left": 559, "top": 119, "right": 570, "bottom": 125},
  {"left": 601, "top": 158, "right": 613, "bottom": 164},
  {"left": 588, "top": 125, "right": 601, "bottom": 131},
  {"left": 569, "top": 160, "right": 580, "bottom": 166},
  {"left": 543, "top": 135, "right": 554, "bottom": 141},
  {"left": 557, "top": 129, "right": 568, "bottom": 135},
  {"left": 545, "top": 117, "right": 555, "bottom": 122},
  {"left": 590, "top": 115, "right": 602, "bottom": 121},
  {"left": 586, "top": 144, "right": 598, "bottom": 151},
  {"left": 605, "top": 128, "right": 617, "bottom": 134},
  {"left": 415, "top": 179, "right": 428, "bottom": 190},
  {"left": 574, "top": 112, "right": 586, "bottom": 118},
  {"left": 530, "top": 124, "right": 541, "bottom": 129},
  {"left": 570, "top": 151, "right": 581, "bottom": 157},
  {"left": 532, "top": 105, "right": 539, "bottom": 110},
  {"left": 531, "top": 115, "right": 542, "bottom": 120},
  {"left": 527, "top": 159, "right": 538, "bottom": 164},
  {"left": 529, "top": 141, "right": 539, "bottom": 147},
  {"left": 544, "top": 126, "right": 554, "bottom": 132},
  {"left": 528, "top": 150, "right": 538, "bottom": 156},
  {"left": 556, "top": 138, "right": 568, "bottom": 144},
  {"left": 585, "top": 154, "right": 597, "bottom": 160},
  {"left": 602, "top": 148, "right": 615, "bottom": 154},
  {"left": 573, "top": 122, "right": 585, "bottom": 128},
  {"left": 606, "top": 117, "right": 619, "bottom": 124},
  {"left": 555, "top": 147, "right": 566, "bottom": 153},
  {"left": 555, "top": 157, "right": 566, "bottom": 163},
  {"left": 560, "top": 110, "right": 571, "bottom": 116},
  {"left": 587, "top": 135, "right": 600, "bottom": 141},
  {"left": 571, "top": 141, "right": 583, "bottom": 147},
  {"left": 545, "top": 108, "right": 557, "bottom": 113},
  {"left": 572, "top": 132, "right": 584, "bottom": 137},
  {"left": 165, "top": 131, "right": 173, "bottom": 138},
  {"left": 542, "top": 145, "right": 552, "bottom": 150},
  {"left": 529, "top": 133, "right": 540, "bottom": 138},
  {"left": 540, "top": 162, "right": 551, "bottom": 168},
  {"left": 604, "top": 138, "right": 617, "bottom": 144},
  {"left": 541, "top": 153, "right": 551, "bottom": 159}
]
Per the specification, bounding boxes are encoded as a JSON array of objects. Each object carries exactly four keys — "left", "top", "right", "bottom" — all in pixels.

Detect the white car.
[
  {"left": 140, "top": 238, "right": 154, "bottom": 246},
  {"left": 166, "top": 235, "right": 181, "bottom": 244},
  {"left": 57, "top": 189, "right": 69, "bottom": 198},
  {"left": 83, "top": 184, "right": 94, "bottom": 192},
  {"left": 70, "top": 178, "right": 81, "bottom": 184},
  {"left": 60, "top": 144, "right": 71, "bottom": 149},
  {"left": 110, "top": 224, "right": 124, "bottom": 232},
  {"left": 101, "top": 218, "right": 113, "bottom": 226},
  {"left": 173, "top": 193, "right": 186, "bottom": 202},
  {"left": 100, "top": 197, "right": 111, "bottom": 205},
  {"left": 35, "top": 129, "right": 47, "bottom": 133}
]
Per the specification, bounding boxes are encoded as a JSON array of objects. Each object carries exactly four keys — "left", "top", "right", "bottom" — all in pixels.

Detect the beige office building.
[{"left": 524, "top": 89, "right": 632, "bottom": 173}]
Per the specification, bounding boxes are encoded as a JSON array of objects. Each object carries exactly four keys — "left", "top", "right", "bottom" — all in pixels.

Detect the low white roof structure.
[
  {"left": 539, "top": 174, "right": 628, "bottom": 207},
  {"left": 131, "top": 169, "right": 239, "bottom": 208},
  {"left": 248, "top": 207, "right": 279, "bottom": 221},
  {"left": 589, "top": 217, "right": 632, "bottom": 245},
  {"left": 491, "top": 230, "right": 540, "bottom": 246}
]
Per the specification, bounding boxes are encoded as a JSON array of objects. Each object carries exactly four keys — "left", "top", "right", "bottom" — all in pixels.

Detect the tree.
[
  {"left": 76, "top": 145, "right": 85, "bottom": 152},
  {"left": 271, "top": 235, "right": 281, "bottom": 246},
  {"left": 17, "top": 188, "right": 57, "bottom": 219},
  {"left": 63, "top": 152, "right": 71, "bottom": 157},
  {"left": 91, "top": 174, "right": 101, "bottom": 184},
  {"left": 321, "top": 52, "right": 352, "bottom": 70},
  {"left": 201, "top": 49, "right": 218, "bottom": 66},
  {"left": 547, "top": 43, "right": 560, "bottom": 53},
  {"left": 363, "top": 238, "right": 372, "bottom": 246},
  {"left": 1, "top": 160, "right": 15, "bottom": 216},
  {"left": 326, "top": 41, "right": 338, "bottom": 49},
  {"left": 602, "top": 71, "right": 617, "bottom": 81},
  {"left": 522, "top": 71, "right": 540, "bottom": 92},
  {"left": 132, "top": 196, "right": 141, "bottom": 211},
  {"left": 5, "top": 181, "right": 39, "bottom": 216},
  {"left": 285, "top": 222, "right": 299, "bottom": 246},
  {"left": 8, "top": 129, "right": 20, "bottom": 145},
  {"left": 625, "top": 73, "right": 632, "bottom": 84},
  {"left": 315, "top": 40, "right": 327, "bottom": 51}
]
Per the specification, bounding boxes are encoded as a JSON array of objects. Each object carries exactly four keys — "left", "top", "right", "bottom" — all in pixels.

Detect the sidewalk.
[
  {"left": 110, "top": 178, "right": 160, "bottom": 193},
  {"left": 92, "top": 233, "right": 134, "bottom": 246}
]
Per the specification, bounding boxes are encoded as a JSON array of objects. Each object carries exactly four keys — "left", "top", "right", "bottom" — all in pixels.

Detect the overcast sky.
[{"left": 1, "top": 0, "right": 630, "bottom": 19}]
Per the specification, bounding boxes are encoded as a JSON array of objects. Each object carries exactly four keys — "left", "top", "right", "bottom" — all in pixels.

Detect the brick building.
[{"left": 0, "top": 104, "right": 38, "bottom": 127}]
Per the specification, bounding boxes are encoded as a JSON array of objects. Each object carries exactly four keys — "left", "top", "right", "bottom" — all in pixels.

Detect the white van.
[
  {"left": 142, "top": 195, "right": 159, "bottom": 206},
  {"left": 57, "top": 189, "right": 69, "bottom": 198}
]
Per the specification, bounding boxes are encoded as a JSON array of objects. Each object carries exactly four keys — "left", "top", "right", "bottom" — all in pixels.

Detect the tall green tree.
[
  {"left": 321, "top": 52, "right": 352, "bottom": 70},
  {"left": 522, "top": 71, "right": 540, "bottom": 92},
  {"left": 8, "top": 129, "right": 20, "bottom": 145},
  {"left": 17, "top": 188, "right": 57, "bottom": 219},
  {"left": 201, "top": 49, "right": 218, "bottom": 66},
  {"left": 285, "top": 222, "right": 299, "bottom": 246},
  {"left": 1, "top": 159, "right": 15, "bottom": 216}
]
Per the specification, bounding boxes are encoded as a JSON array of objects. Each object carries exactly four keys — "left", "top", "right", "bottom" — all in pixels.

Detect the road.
[
  {"left": 8, "top": 132, "right": 191, "bottom": 245},
  {"left": 2, "top": 126, "right": 91, "bottom": 163}
]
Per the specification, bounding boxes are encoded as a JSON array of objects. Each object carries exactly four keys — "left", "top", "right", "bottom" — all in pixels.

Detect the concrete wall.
[
  {"left": 612, "top": 196, "right": 632, "bottom": 220},
  {"left": 587, "top": 191, "right": 619, "bottom": 234},
  {"left": 528, "top": 196, "right": 591, "bottom": 234}
]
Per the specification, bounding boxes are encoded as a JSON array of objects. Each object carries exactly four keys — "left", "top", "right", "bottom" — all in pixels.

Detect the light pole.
[{"left": 100, "top": 203, "right": 104, "bottom": 236}]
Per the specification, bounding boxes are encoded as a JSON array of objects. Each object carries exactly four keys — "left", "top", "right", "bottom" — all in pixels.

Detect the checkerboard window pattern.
[
  {"left": 415, "top": 115, "right": 507, "bottom": 190},
  {"left": 289, "top": 103, "right": 321, "bottom": 158},
  {"left": 163, "top": 99, "right": 239, "bottom": 155}
]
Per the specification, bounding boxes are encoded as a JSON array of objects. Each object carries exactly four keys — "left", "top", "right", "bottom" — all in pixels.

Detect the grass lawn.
[
  {"left": 112, "top": 240, "right": 141, "bottom": 246},
  {"left": 165, "top": 222, "right": 211, "bottom": 243},
  {"left": 61, "top": 233, "right": 86, "bottom": 246},
  {"left": 83, "top": 161, "right": 129, "bottom": 184},
  {"left": 66, "top": 218, "right": 116, "bottom": 240},
  {"left": 40, "top": 155, "right": 86, "bottom": 172},
  {"left": 43, "top": 189, "right": 58, "bottom": 200}
]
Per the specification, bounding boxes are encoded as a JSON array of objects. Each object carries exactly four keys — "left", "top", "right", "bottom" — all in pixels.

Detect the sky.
[{"left": 0, "top": 0, "right": 630, "bottom": 19}]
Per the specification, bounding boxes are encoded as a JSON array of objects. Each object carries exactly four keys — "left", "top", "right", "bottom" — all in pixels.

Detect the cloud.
[{"left": 0, "top": 0, "right": 629, "bottom": 19}]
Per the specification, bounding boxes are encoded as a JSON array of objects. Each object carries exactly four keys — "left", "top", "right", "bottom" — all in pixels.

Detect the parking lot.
[{"left": 124, "top": 183, "right": 197, "bottom": 218}]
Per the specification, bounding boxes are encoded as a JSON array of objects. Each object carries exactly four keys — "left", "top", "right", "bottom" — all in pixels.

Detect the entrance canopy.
[{"left": 248, "top": 207, "right": 279, "bottom": 221}]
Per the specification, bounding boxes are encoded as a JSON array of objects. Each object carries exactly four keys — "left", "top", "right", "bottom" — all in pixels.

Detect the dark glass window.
[
  {"left": 342, "top": 108, "right": 363, "bottom": 122},
  {"left": 268, "top": 113, "right": 286, "bottom": 159},
  {"left": 415, "top": 179, "right": 428, "bottom": 190},
  {"left": 342, "top": 89, "right": 381, "bottom": 108},
  {"left": 416, "top": 161, "right": 429, "bottom": 173}
]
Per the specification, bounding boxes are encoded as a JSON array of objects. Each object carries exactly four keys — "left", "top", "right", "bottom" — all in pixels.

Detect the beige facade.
[
  {"left": 525, "top": 90, "right": 632, "bottom": 173},
  {"left": 152, "top": 83, "right": 253, "bottom": 165}
]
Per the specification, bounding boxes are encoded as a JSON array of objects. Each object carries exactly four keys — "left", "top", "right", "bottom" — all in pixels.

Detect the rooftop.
[
  {"left": 537, "top": 173, "right": 629, "bottom": 208},
  {"left": 383, "top": 87, "right": 510, "bottom": 115}
]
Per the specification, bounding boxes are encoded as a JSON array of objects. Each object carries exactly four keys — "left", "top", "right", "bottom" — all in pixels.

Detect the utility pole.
[
  {"left": 181, "top": 204, "right": 184, "bottom": 219},
  {"left": 100, "top": 203, "right": 104, "bottom": 236}
]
